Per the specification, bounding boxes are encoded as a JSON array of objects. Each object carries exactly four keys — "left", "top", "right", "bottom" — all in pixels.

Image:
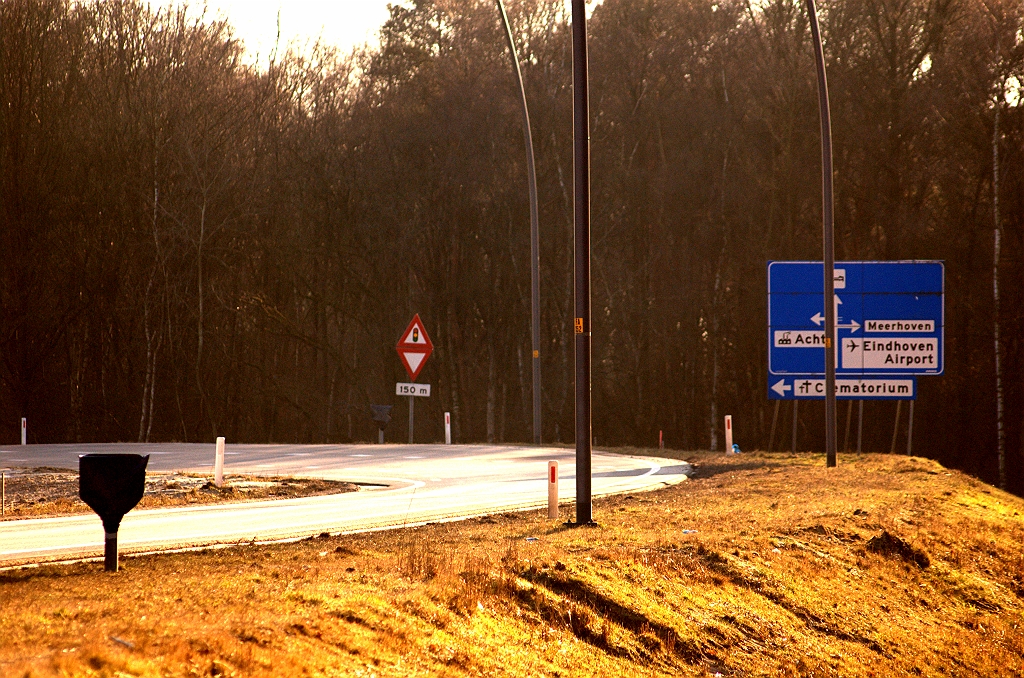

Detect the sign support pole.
[
  {"left": 571, "top": 0, "right": 593, "bottom": 525},
  {"left": 769, "top": 400, "right": 780, "bottom": 452},
  {"left": 890, "top": 401, "right": 902, "bottom": 454},
  {"left": 857, "top": 400, "right": 864, "bottom": 453},
  {"left": 792, "top": 400, "right": 798, "bottom": 453},
  {"left": 906, "top": 400, "right": 915, "bottom": 456},
  {"left": 805, "top": 0, "right": 837, "bottom": 468},
  {"left": 408, "top": 396, "right": 415, "bottom": 445},
  {"left": 843, "top": 399, "right": 853, "bottom": 452}
]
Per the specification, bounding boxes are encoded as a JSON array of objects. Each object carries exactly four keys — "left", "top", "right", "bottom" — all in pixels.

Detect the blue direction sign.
[
  {"left": 768, "top": 376, "right": 916, "bottom": 400},
  {"left": 768, "top": 261, "right": 944, "bottom": 376}
]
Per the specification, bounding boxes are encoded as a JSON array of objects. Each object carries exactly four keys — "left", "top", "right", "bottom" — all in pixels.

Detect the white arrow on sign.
[
  {"left": 811, "top": 294, "right": 843, "bottom": 327},
  {"left": 810, "top": 296, "right": 860, "bottom": 332},
  {"left": 771, "top": 379, "right": 792, "bottom": 397},
  {"left": 840, "top": 319, "right": 861, "bottom": 332}
]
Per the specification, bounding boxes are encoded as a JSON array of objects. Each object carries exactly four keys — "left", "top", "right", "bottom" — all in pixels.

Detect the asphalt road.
[{"left": 0, "top": 443, "right": 690, "bottom": 567}]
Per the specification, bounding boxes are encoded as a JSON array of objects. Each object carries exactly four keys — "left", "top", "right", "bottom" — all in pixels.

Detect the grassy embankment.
[{"left": 1, "top": 450, "right": 1022, "bottom": 677}]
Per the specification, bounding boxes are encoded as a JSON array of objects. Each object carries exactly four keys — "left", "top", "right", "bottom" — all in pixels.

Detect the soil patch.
[
  {"left": 866, "top": 529, "right": 931, "bottom": 567},
  {"left": 0, "top": 467, "right": 357, "bottom": 520}
]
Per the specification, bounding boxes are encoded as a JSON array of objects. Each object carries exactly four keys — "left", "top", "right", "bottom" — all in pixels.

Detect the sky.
[
  {"left": 166, "top": 0, "right": 398, "bottom": 62},
  {"left": 163, "top": 1, "right": 597, "bottom": 64}
]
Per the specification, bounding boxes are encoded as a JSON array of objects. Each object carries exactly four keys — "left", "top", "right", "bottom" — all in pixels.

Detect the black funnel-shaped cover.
[{"left": 79, "top": 454, "right": 150, "bottom": 534}]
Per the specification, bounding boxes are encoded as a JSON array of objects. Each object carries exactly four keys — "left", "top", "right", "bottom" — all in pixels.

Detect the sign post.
[
  {"left": 396, "top": 314, "right": 433, "bottom": 444},
  {"left": 370, "top": 405, "right": 393, "bottom": 444},
  {"left": 571, "top": 0, "right": 593, "bottom": 526}
]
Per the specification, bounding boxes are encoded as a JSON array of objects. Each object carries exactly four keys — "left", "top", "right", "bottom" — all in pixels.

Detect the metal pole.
[
  {"left": 805, "top": 0, "right": 836, "bottom": 468},
  {"left": 890, "top": 400, "right": 902, "bottom": 454},
  {"left": 791, "top": 400, "right": 798, "bottom": 453},
  {"left": 906, "top": 400, "right": 914, "bottom": 456},
  {"left": 571, "top": 0, "right": 593, "bottom": 525},
  {"left": 495, "top": 0, "right": 542, "bottom": 445},
  {"left": 408, "top": 396, "right": 415, "bottom": 445},
  {"left": 104, "top": 531, "right": 118, "bottom": 572},
  {"left": 769, "top": 400, "right": 780, "bottom": 452},
  {"left": 843, "top": 399, "right": 853, "bottom": 452},
  {"left": 857, "top": 400, "right": 864, "bottom": 452}
]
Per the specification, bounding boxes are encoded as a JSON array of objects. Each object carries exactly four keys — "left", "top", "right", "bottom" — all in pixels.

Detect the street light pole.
[
  {"left": 494, "top": 0, "right": 542, "bottom": 445},
  {"left": 805, "top": 0, "right": 837, "bottom": 468},
  {"left": 571, "top": 0, "right": 593, "bottom": 524}
]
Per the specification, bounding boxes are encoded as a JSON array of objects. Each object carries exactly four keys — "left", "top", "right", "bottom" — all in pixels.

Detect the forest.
[{"left": 1, "top": 0, "right": 1022, "bottom": 493}]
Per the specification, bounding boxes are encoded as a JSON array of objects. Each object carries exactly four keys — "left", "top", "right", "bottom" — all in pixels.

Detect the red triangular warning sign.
[{"left": 397, "top": 314, "right": 433, "bottom": 381}]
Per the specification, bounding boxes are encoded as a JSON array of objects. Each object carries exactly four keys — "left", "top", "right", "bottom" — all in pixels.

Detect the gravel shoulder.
[{"left": 0, "top": 467, "right": 357, "bottom": 520}]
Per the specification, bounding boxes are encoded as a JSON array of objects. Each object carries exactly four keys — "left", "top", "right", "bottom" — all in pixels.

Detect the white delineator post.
[
  {"left": 214, "top": 437, "right": 225, "bottom": 487},
  {"left": 724, "top": 415, "right": 733, "bottom": 452},
  {"left": 547, "top": 460, "right": 559, "bottom": 519},
  {"left": 444, "top": 412, "right": 452, "bottom": 445},
  {"left": 21, "top": 418, "right": 26, "bottom": 445},
  {"left": 659, "top": 430, "right": 664, "bottom": 450}
]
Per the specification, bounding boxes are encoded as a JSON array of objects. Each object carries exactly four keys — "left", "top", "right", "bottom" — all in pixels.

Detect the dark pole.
[
  {"left": 104, "top": 531, "right": 118, "bottom": 572},
  {"left": 408, "top": 395, "right": 414, "bottom": 444},
  {"left": 571, "top": 0, "right": 593, "bottom": 524},
  {"left": 495, "top": 0, "right": 542, "bottom": 444},
  {"left": 906, "top": 399, "right": 914, "bottom": 456},
  {"left": 805, "top": 0, "right": 837, "bottom": 468}
]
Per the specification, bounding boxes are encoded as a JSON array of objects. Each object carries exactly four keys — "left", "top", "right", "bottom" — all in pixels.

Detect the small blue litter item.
[
  {"left": 525, "top": 537, "right": 539, "bottom": 542},
  {"left": 681, "top": 530, "right": 698, "bottom": 535},
  {"left": 732, "top": 443, "right": 741, "bottom": 454}
]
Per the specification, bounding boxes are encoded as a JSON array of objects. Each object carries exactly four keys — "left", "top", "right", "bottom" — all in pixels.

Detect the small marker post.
[
  {"left": 444, "top": 412, "right": 452, "bottom": 445},
  {"left": 21, "top": 418, "right": 26, "bottom": 446},
  {"left": 214, "top": 437, "right": 225, "bottom": 487},
  {"left": 659, "top": 430, "right": 664, "bottom": 450},
  {"left": 547, "top": 460, "right": 559, "bottom": 519},
  {"left": 724, "top": 415, "right": 733, "bottom": 453}
]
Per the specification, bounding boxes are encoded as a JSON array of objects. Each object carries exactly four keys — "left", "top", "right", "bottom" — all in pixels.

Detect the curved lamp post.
[
  {"left": 805, "top": 0, "right": 837, "bottom": 468},
  {"left": 495, "top": 0, "right": 542, "bottom": 445}
]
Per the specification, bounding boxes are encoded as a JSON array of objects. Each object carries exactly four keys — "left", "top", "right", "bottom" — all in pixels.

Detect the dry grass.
[{"left": 1, "top": 450, "right": 1022, "bottom": 677}]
